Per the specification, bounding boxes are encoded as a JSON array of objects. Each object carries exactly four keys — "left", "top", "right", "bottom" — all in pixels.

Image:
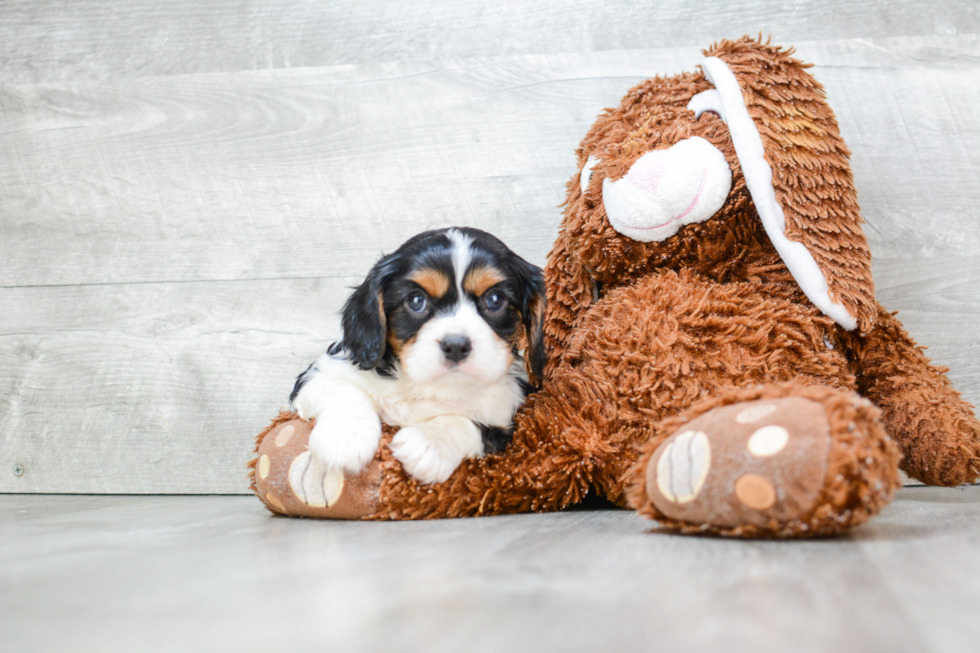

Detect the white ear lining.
[
  {"left": 700, "top": 56, "right": 857, "bottom": 331},
  {"left": 687, "top": 89, "right": 727, "bottom": 123},
  {"left": 580, "top": 155, "right": 600, "bottom": 194}
]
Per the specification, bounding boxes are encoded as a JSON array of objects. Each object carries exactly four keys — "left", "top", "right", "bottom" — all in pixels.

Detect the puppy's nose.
[{"left": 439, "top": 335, "right": 472, "bottom": 363}]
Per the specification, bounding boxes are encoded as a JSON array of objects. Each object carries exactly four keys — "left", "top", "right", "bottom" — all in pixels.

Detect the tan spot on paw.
[
  {"left": 735, "top": 403, "right": 778, "bottom": 424},
  {"left": 747, "top": 425, "right": 789, "bottom": 457},
  {"left": 265, "top": 492, "right": 286, "bottom": 513},
  {"left": 257, "top": 454, "right": 271, "bottom": 479},
  {"left": 735, "top": 474, "right": 776, "bottom": 510},
  {"left": 275, "top": 424, "right": 296, "bottom": 447},
  {"left": 655, "top": 430, "right": 711, "bottom": 504}
]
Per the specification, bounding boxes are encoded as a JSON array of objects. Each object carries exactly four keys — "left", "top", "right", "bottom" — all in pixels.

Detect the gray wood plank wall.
[{"left": 2, "top": 1, "right": 978, "bottom": 493}]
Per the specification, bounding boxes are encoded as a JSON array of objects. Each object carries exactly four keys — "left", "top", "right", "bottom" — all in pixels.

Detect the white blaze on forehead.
[
  {"left": 697, "top": 56, "right": 857, "bottom": 331},
  {"left": 446, "top": 228, "right": 474, "bottom": 294}
]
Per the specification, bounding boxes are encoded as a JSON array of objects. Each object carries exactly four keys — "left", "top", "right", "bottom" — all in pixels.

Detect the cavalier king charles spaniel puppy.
[{"left": 289, "top": 227, "right": 546, "bottom": 484}]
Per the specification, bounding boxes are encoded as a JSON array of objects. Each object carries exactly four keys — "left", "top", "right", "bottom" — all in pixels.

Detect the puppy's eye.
[
  {"left": 406, "top": 292, "right": 428, "bottom": 313},
  {"left": 483, "top": 291, "right": 506, "bottom": 313}
]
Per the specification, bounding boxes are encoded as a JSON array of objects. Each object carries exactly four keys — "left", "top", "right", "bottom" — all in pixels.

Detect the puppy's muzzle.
[{"left": 439, "top": 335, "right": 472, "bottom": 364}]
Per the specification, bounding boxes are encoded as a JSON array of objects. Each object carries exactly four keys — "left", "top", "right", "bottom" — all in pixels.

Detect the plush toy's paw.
[
  {"left": 251, "top": 414, "right": 383, "bottom": 519},
  {"left": 390, "top": 417, "right": 482, "bottom": 484},
  {"left": 308, "top": 405, "right": 382, "bottom": 475},
  {"left": 628, "top": 386, "right": 902, "bottom": 538},
  {"left": 895, "top": 401, "right": 980, "bottom": 487}
]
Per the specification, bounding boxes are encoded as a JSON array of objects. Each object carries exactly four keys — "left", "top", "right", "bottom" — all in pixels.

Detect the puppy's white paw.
[
  {"left": 290, "top": 364, "right": 327, "bottom": 421},
  {"left": 308, "top": 403, "right": 382, "bottom": 475},
  {"left": 291, "top": 387, "right": 319, "bottom": 422},
  {"left": 390, "top": 418, "right": 482, "bottom": 484}
]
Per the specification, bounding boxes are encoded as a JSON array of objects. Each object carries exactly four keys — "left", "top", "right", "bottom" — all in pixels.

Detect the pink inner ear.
[{"left": 623, "top": 153, "right": 667, "bottom": 194}]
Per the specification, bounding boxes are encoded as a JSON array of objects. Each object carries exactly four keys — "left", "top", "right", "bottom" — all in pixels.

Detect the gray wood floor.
[
  {"left": 1, "top": 3, "right": 979, "bottom": 493},
  {"left": 2, "top": 488, "right": 980, "bottom": 653}
]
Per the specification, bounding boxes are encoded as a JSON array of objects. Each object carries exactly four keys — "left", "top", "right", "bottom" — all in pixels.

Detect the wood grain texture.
[
  {"left": 3, "top": 36, "right": 979, "bottom": 287},
  {"left": 0, "top": 2, "right": 977, "bottom": 493},
  {"left": 0, "top": 278, "right": 352, "bottom": 493},
  {"left": 2, "top": 490, "right": 980, "bottom": 652},
  {"left": 1, "top": 0, "right": 977, "bottom": 83}
]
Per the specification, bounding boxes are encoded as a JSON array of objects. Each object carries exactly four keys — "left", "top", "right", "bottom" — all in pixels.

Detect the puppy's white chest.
[{"left": 372, "top": 372, "right": 523, "bottom": 428}]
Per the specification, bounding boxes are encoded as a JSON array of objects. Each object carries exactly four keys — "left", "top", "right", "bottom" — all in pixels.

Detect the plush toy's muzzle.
[{"left": 598, "top": 136, "right": 732, "bottom": 242}]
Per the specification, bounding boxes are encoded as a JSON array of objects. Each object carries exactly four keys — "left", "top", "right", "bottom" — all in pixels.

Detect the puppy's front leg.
[
  {"left": 390, "top": 415, "right": 483, "bottom": 484},
  {"left": 290, "top": 363, "right": 381, "bottom": 474}
]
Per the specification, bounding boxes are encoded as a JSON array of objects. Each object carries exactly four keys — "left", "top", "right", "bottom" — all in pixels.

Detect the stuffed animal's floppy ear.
[
  {"left": 692, "top": 37, "right": 876, "bottom": 333},
  {"left": 339, "top": 259, "right": 392, "bottom": 370},
  {"left": 514, "top": 258, "right": 547, "bottom": 386}
]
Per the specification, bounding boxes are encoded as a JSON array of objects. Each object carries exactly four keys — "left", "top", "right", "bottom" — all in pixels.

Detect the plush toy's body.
[{"left": 251, "top": 38, "right": 980, "bottom": 537}]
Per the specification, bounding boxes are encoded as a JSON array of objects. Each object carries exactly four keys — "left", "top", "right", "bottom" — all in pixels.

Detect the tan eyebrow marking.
[
  {"left": 463, "top": 266, "right": 506, "bottom": 297},
  {"left": 408, "top": 268, "right": 451, "bottom": 298}
]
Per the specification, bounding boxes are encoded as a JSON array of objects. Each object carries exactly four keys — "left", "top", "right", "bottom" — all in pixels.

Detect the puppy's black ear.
[
  {"left": 340, "top": 256, "right": 395, "bottom": 370},
  {"left": 514, "top": 258, "right": 547, "bottom": 386}
]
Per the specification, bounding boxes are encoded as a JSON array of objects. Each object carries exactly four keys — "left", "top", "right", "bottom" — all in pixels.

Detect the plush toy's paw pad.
[
  {"left": 253, "top": 417, "right": 382, "bottom": 519},
  {"left": 289, "top": 451, "right": 345, "bottom": 508},
  {"left": 654, "top": 429, "right": 711, "bottom": 503},
  {"left": 646, "top": 397, "right": 833, "bottom": 532}
]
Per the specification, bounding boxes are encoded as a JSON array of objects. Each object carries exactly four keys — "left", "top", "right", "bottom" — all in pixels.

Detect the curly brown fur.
[
  {"left": 372, "top": 269, "right": 856, "bottom": 518},
  {"left": 369, "top": 387, "right": 608, "bottom": 519},
  {"left": 844, "top": 306, "right": 980, "bottom": 486}
]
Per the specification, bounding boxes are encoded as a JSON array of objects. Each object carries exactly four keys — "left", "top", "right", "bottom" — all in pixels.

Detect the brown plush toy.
[{"left": 250, "top": 37, "right": 980, "bottom": 537}]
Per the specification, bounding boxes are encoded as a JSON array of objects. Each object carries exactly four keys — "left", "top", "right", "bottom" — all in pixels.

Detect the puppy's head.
[{"left": 339, "top": 227, "right": 546, "bottom": 386}]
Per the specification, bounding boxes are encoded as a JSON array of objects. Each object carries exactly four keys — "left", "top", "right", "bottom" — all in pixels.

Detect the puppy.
[{"left": 289, "top": 227, "right": 546, "bottom": 484}]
